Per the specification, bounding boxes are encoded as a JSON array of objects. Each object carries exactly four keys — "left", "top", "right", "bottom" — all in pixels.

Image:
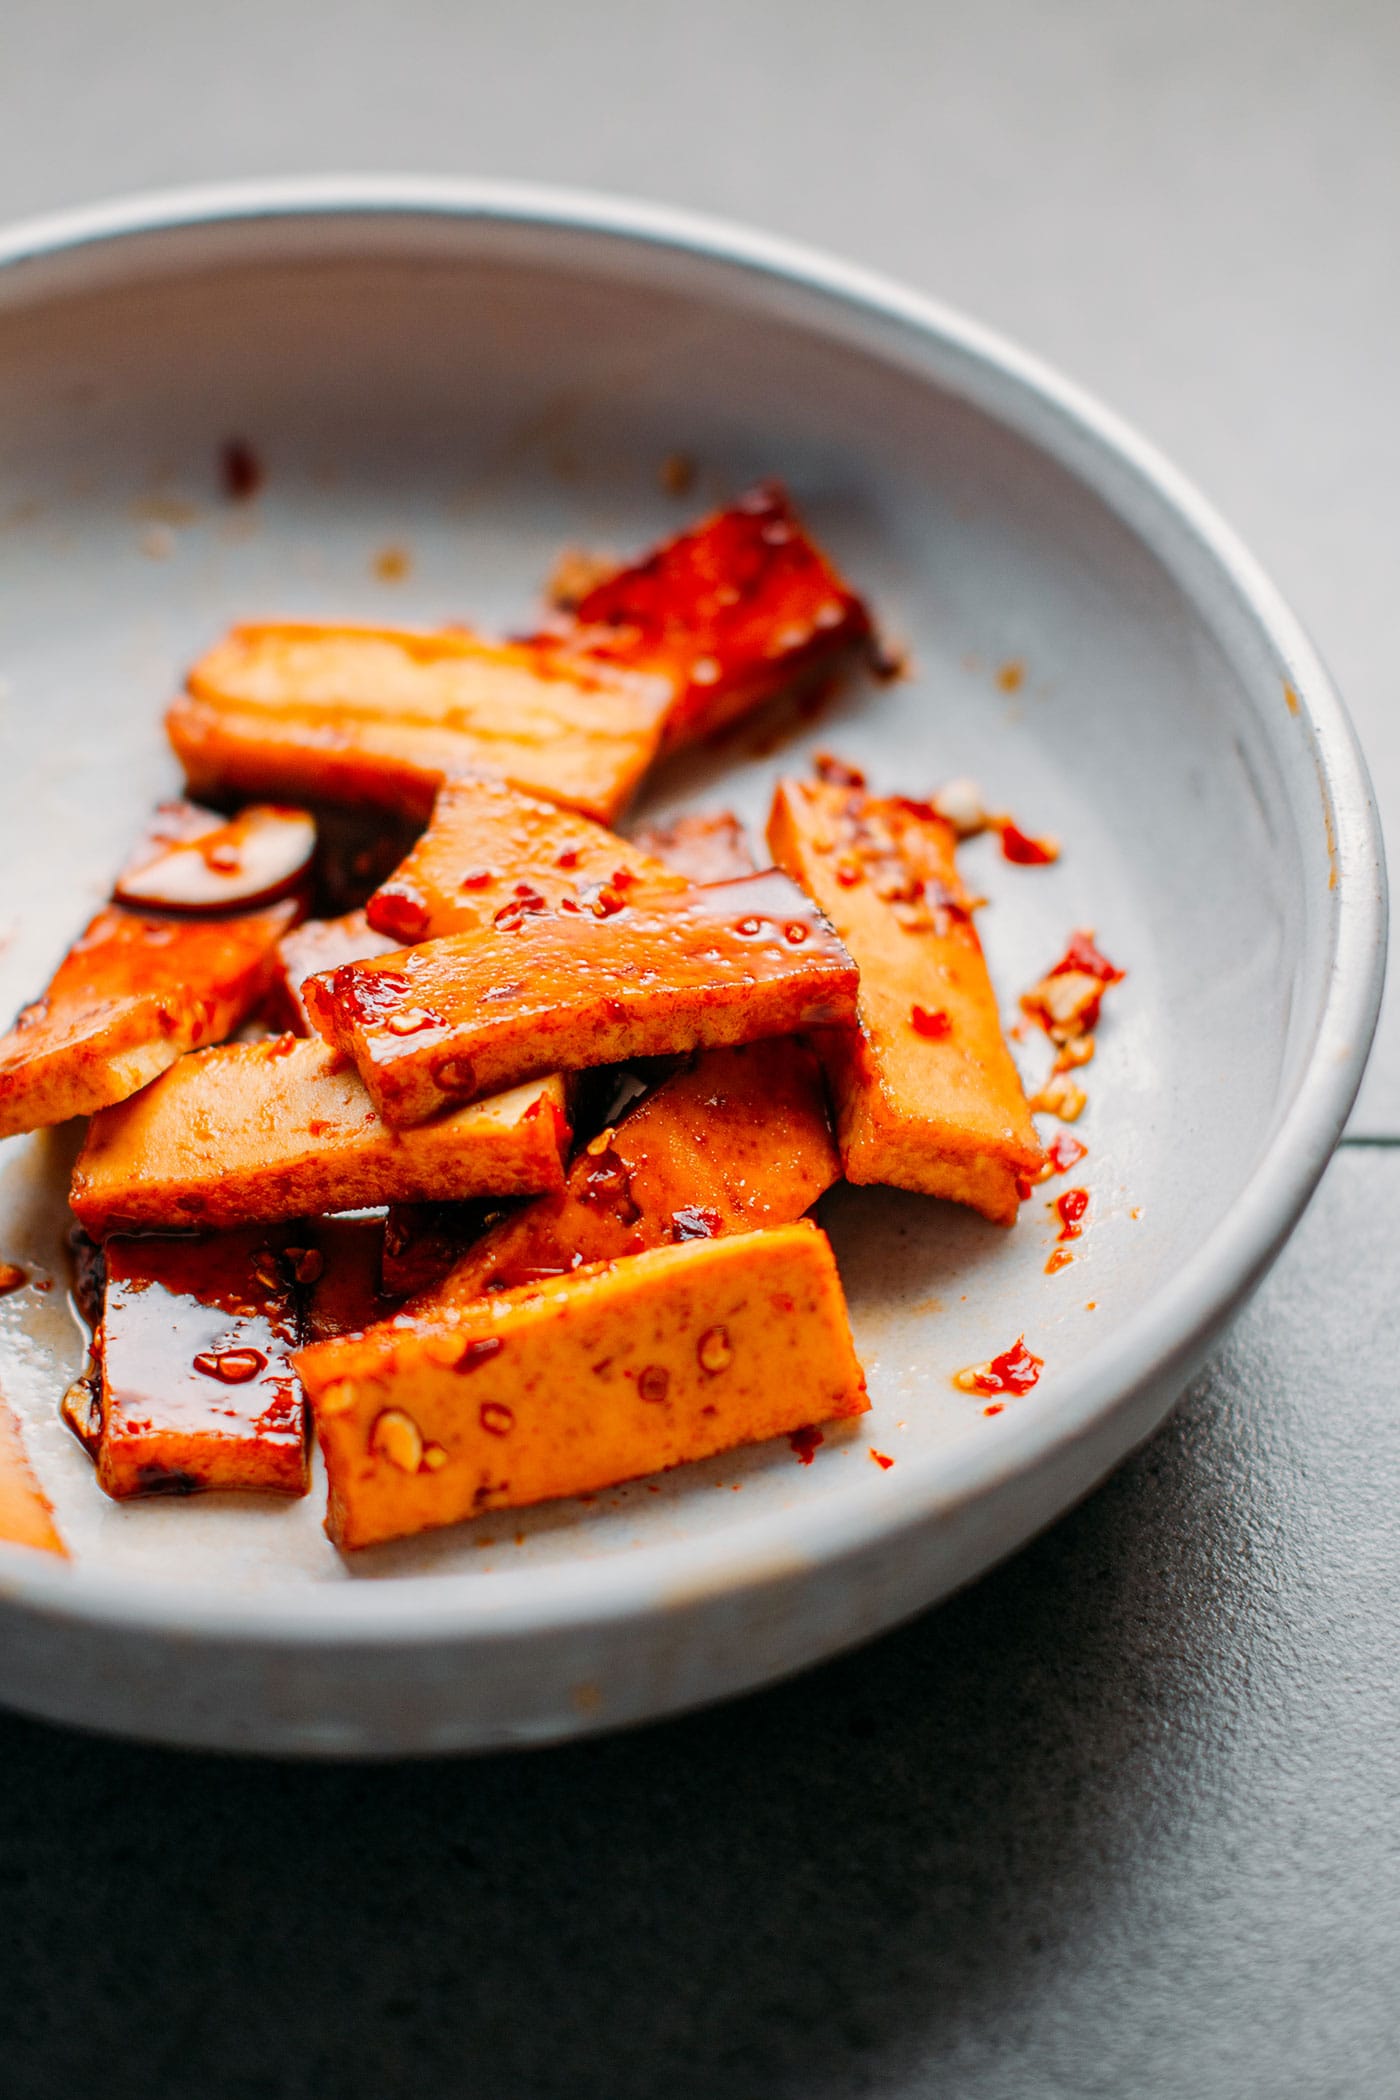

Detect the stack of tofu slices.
[{"left": 0, "top": 485, "right": 1042, "bottom": 1551}]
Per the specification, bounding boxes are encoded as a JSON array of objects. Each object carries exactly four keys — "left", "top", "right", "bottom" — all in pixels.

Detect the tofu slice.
[
  {"left": 273, "top": 910, "right": 403, "bottom": 1034},
  {"left": 629, "top": 809, "right": 757, "bottom": 885},
  {"left": 304, "top": 870, "right": 859, "bottom": 1127},
  {"left": 767, "top": 779, "right": 1043, "bottom": 1224},
  {"left": 365, "top": 775, "right": 685, "bottom": 945},
  {"left": 556, "top": 484, "right": 872, "bottom": 747},
  {"left": 168, "top": 622, "right": 670, "bottom": 825},
  {"left": 424, "top": 1039, "right": 839, "bottom": 1310},
  {"left": 83, "top": 1230, "right": 308, "bottom": 1498},
  {"left": 0, "top": 900, "right": 299, "bottom": 1141},
  {"left": 296, "top": 1219, "right": 868, "bottom": 1548},
  {"left": 70, "top": 1037, "right": 571, "bottom": 1236},
  {"left": 0, "top": 1397, "right": 65, "bottom": 1554}
]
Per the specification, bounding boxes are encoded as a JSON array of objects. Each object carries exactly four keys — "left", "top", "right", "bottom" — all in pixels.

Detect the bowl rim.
[{"left": 0, "top": 173, "right": 1386, "bottom": 1646}]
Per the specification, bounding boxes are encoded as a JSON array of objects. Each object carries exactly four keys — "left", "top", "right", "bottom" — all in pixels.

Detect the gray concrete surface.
[{"left": 1, "top": 3, "right": 1397, "bottom": 2093}]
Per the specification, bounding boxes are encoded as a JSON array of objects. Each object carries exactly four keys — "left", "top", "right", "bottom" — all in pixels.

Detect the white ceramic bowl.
[{"left": 0, "top": 180, "right": 1384, "bottom": 1755}]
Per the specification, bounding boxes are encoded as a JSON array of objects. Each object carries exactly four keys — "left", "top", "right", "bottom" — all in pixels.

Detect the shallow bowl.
[{"left": 0, "top": 178, "right": 1384, "bottom": 1754}]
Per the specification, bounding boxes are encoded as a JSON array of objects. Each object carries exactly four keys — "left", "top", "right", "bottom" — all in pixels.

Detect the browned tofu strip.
[
  {"left": 628, "top": 809, "right": 757, "bottom": 885},
  {"left": 81, "top": 1231, "right": 308, "bottom": 1499},
  {"left": 297, "top": 1221, "right": 868, "bottom": 1549},
  {"left": 554, "top": 484, "right": 873, "bottom": 747},
  {"left": 168, "top": 623, "right": 670, "bottom": 825},
  {"left": 422, "top": 1039, "right": 839, "bottom": 1311},
  {"left": 0, "top": 900, "right": 299, "bottom": 1141},
  {"left": 70, "top": 1038, "right": 570, "bottom": 1236},
  {"left": 365, "top": 776, "right": 685, "bottom": 945},
  {"left": 304, "top": 870, "right": 858, "bottom": 1127},
  {"left": 273, "top": 911, "right": 401, "bottom": 1034},
  {"left": 768, "top": 779, "right": 1043, "bottom": 1223},
  {"left": 0, "top": 1394, "right": 65, "bottom": 1554}
]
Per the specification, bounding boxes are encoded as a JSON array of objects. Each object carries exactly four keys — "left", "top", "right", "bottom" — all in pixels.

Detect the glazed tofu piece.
[
  {"left": 70, "top": 1037, "right": 570, "bottom": 1236},
  {"left": 168, "top": 623, "right": 670, "bottom": 825},
  {"left": 629, "top": 809, "right": 757, "bottom": 885},
  {"left": 301, "top": 1216, "right": 404, "bottom": 1343},
  {"left": 768, "top": 779, "right": 1043, "bottom": 1224},
  {"left": 0, "top": 1398, "right": 65, "bottom": 1554},
  {"left": 273, "top": 910, "right": 400, "bottom": 1034},
  {"left": 297, "top": 1220, "right": 868, "bottom": 1549},
  {"left": 558, "top": 484, "right": 872, "bottom": 746},
  {"left": 80, "top": 1230, "right": 308, "bottom": 1498},
  {"left": 424, "top": 1039, "right": 839, "bottom": 1309},
  {"left": 0, "top": 900, "right": 299, "bottom": 1141},
  {"left": 365, "top": 776, "right": 684, "bottom": 946},
  {"left": 304, "top": 870, "right": 859, "bottom": 1127}
]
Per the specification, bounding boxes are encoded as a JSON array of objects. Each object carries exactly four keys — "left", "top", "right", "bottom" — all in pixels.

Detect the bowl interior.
[{"left": 0, "top": 211, "right": 1335, "bottom": 1597}]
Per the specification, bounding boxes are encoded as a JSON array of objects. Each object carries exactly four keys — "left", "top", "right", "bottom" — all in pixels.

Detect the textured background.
[{"left": 1, "top": 3, "right": 1397, "bottom": 2094}]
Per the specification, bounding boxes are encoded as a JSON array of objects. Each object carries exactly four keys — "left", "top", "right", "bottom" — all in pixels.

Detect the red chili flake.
[
  {"left": 957, "top": 1337, "right": 1043, "bottom": 1398},
  {"left": 790, "top": 1425, "right": 824, "bottom": 1464},
  {"left": 1055, "top": 1187, "right": 1090, "bottom": 1241},
  {"left": 985, "top": 1339, "right": 1041, "bottom": 1393},
  {"left": 457, "top": 1336, "right": 504, "bottom": 1372},
  {"left": 555, "top": 849, "right": 582, "bottom": 870},
  {"left": 910, "top": 1005, "right": 951, "bottom": 1039},
  {"left": 814, "top": 752, "right": 866, "bottom": 789},
  {"left": 219, "top": 438, "right": 263, "bottom": 501},
  {"left": 192, "top": 1347, "right": 266, "bottom": 1384},
  {"left": 1046, "top": 1132, "right": 1088, "bottom": 1176},
  {"left": 834, "top": 857, "right": 863, "bottom": 887},
  {"left": 330, "top": 964, "right": 414, "bottom": 1024},
  {"left": 591, "top": 887, "right": 626, "bottom": 918},
  {"left": 1052, "top": 930, "right": 1124, "bottom": 984},
  {"left": 582, "top": 1149, "right": 641, "bottom": 1224},
  {"left": 479, "top": 1399, "right": 515, "bottom": 1436},
  {"left": 998, "top": 819, "right": 1058, "bottom": 866},
  {"left": 460, "top": 867, "right": 495, "bottom": 890},
  {"left": 638, "top": 1364, "right": 671, "bottom": 1403},
  {"left": 870, "top": 1448, "right": 895, "bottom": 1470},
  {"left": 610, "top": 867, "right": 638, "bottom": 891}
]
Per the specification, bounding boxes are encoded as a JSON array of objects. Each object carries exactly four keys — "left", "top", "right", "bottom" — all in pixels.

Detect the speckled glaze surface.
[{"left": 0, "top": 181, "right": 1384, "bottom": 1754}]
